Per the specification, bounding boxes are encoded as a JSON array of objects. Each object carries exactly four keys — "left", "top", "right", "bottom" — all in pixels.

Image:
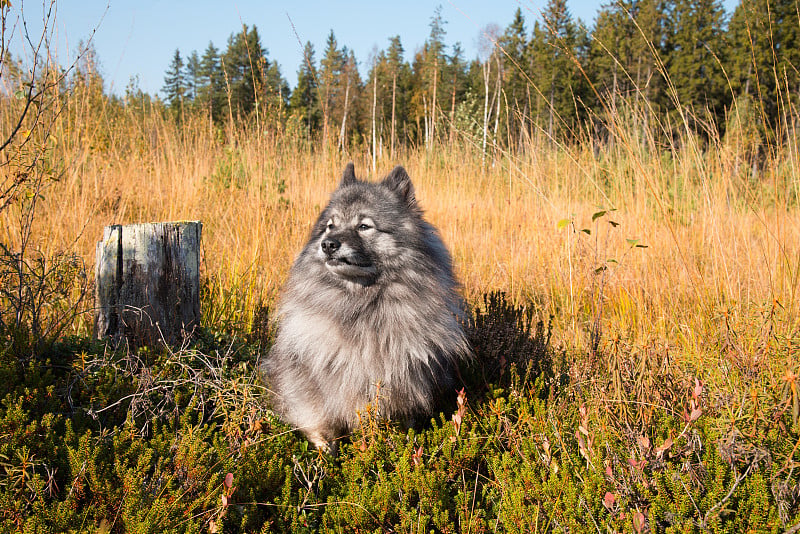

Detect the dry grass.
[{"left": 1, "top": 88, "right": 798, "bottom": 379}]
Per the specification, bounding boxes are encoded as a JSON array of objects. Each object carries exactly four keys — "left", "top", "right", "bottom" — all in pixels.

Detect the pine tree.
[
  {"left": 162, "top": 48, "right": 186, "bottom": 112},
  {"left": 385, "top": 36, "right": 409, "bottom": 155},
  {"left": 413, "top": 6, "right": 448, "bottom": 146},
  {"left": 336, "top": 48, "right": 362, "bottom": 149},
  {"left": 666, "top": 0, "right": 728, "bottom": 136},
  {"left": 185, "top": 50, "right": 200, "bottom": 103},
  {"left": 445, "top": 42, "right": 469, "bottom": 144},
  {"left": 727, "top": 0, "right": 800, "bottom": 137},
  {"left": 587, "top": 0, "right": 671, "bottom": 134},
  {"left": 263, "top": 61, "right": 290, "bottom": 125},
  {"left": 530, "top": 0, "right": 587, "bottom": 138},
  {"left": 197, "top": 42, "right": 225, "bottom": 121},
  {"left": 222, "top": 24, "right": 267, "bottom": 118},
  {"left": 319, "top": 30, "right": 345, "bottom": 142},
  {"left": 499, "top": 7, "right": 531, "bottom": 145},
  {"left": 290, "top": 41, "right": 321, "bottom": 138}
]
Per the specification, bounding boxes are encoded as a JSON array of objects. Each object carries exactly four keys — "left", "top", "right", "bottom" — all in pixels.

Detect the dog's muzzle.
[{"left": 320, "top": 238, "right": 377, "bottom": 283}]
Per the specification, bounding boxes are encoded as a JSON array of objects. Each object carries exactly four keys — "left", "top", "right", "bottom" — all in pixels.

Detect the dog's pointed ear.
[
  {"left": 339, "top": 162, "right": 357, "bottom": 188},
  {"left": 382, "top": 165, "right": 416, "bottom": 207}
]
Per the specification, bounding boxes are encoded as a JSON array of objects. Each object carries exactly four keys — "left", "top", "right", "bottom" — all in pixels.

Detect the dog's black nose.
[{"left": 321, "top": 238, "right": 340, "bottom": 256}]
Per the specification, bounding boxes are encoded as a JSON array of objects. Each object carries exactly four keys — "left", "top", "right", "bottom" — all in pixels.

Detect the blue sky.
[{"left": 7, "top": 1, "right": 738, "bottom": 97}]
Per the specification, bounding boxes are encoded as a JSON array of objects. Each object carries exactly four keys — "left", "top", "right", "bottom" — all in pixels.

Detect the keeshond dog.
[{"left": 262, "top": 163, "right": 470, "bottom": 451}]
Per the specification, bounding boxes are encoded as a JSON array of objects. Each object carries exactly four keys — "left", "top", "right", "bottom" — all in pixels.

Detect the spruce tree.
[
  {"left": 197, "top": 42, "right": 225, "bottom": 121},
  {"left": 445, "top": 42, "right": 469, "bottom": 143},
  {"left": 413, "top": 5, "right": 448, "bottom": 145},
  {"left": 727, "top": 0, "right": 800, "bottom": 137},
  {"left": 336, "top": 48, "right": 362, "bottom": 149},
  {"left": 499, "top": 7, "right": 531, "bottom": 144},
  {"left": 590, "top": 2, "right": 637, "bottom": 109},
  {"left": 385, "top": 36, "right": 410, "bottom": 155},
  {"left": 531, "top": 0, "right": 586, "bottom": 138},
  {"left": 319, "top": 30, "right": 345, "bottom": 142},
  {"left": 222, "top": 24, "right": 267, "bottom": 117},
  {"left": 185, "top": 50, "right": 200, "bottom": 103},
  {"left": 666, "top": 0, "right": 728, "bottom": 136},
  {"left": 263, "top": 61, "right": 290, "bottom": 123},
  {"left": 290, "top": 41, "right": 321, "bottom": 138},
  {"left": 162, "top": 48, "right": 186, "bottom": 112}
]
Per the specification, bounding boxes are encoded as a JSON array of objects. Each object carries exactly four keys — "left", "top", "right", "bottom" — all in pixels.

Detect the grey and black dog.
[{"left": 262, "top": 163, "right": 470, "bottom": 451}]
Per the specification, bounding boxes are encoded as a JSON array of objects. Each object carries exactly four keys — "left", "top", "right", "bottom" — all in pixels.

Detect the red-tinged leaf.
[
  {"left": 209, "top": 519, "right": 218, "bottom": 533},
  {"left": 579, "top": 404, "right": 587, "bottom": 418},
  {"left": 655, "top": 436, "right": 674, "bottom": 458},
  {"left": 412, "top": 446, "right": 424, "bottom": 467},
  {"left": 456, "top": 388, "right": 467, "bottom": 407},
  {"left": 689, "top": 407, "right": 702, "bottom": 422},
  {"left": 627, "top": 458, "right": 646, "bottom": 470},
  {"left": 693, "top": 378, "right": 704, "bottom": 399},
  {"left": 575, "top": 430, "right": 585, "bottom": 448},
  {"left": 224, "top": 472, "right": 233, "bottom": 489},
  {"left": 605, "top": 463, "right": 613, "bottom": 477},
  {"left": 603, "top": 491, "right": 617, "bottom": 509},
  {"left": 452, "top": 412, "right": 462, "bottom": 432},
  {"left": 578, "top": 425, "right": 590, "bottom": 436},
  {"left": 221, "top": 494, "right": 228, "bottom": 507},
  {"left": 637, "top": 435, "right": 651, "bottom": 451},
  {"left": 633, "top": 511, "right": 645, "bottom": 533}
]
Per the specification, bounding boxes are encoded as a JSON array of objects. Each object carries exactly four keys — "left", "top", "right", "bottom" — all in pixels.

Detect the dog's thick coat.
[{"left": 262, "top": 163, "right": 469, "bottom": 449}]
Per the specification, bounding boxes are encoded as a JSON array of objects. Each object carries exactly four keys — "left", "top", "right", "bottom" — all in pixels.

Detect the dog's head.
[{"left": 309, "top": 163, "right": 422, "bottom": 286}]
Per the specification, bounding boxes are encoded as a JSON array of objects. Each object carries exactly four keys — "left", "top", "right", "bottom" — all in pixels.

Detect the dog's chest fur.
[{"left": 277, "top": 283, "right": 455, "bottom": 419}]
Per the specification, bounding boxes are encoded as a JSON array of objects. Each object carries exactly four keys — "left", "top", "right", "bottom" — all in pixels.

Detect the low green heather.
[{"left": 0, "top": 293, "right": 797, "bottom": 533}]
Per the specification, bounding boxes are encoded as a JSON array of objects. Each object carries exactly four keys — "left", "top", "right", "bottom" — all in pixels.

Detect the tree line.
[{"left": 161, "top": 0, "right": 800, "bottom": 152}]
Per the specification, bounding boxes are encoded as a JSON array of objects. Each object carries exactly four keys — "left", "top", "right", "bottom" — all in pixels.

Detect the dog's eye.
[
  {"left": 326, "top": 221, "right": 334, "bottom": 230},
  {"left": 357, "top": 223, "right": 372, "bottom": 231}
]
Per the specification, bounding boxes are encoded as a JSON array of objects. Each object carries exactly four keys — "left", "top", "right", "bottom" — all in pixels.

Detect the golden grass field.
[{"left": 2, "top": 91, "right": 798, "bottom": 389}]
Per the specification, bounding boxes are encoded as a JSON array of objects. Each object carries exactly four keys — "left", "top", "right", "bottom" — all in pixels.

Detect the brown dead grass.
[{"left": 1, "top": 93, "right": 798, "bottom": 372}]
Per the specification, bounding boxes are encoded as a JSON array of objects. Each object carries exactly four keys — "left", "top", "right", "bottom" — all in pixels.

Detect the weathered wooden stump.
[{"left": 95, "top": 221, "right": 202, "bottom": 348}]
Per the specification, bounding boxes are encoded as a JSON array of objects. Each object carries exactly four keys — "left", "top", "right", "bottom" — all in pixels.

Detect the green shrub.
[{"left": 0, "top": 294, "right": 797, "bottom": 532}]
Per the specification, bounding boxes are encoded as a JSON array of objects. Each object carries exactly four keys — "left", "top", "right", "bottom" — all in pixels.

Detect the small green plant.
[
  {"left": 209, "top": 145, "right": 248, "bottom": 189},
  {"left": 558, "top": 207, "right": 648, "bottom": 355}
]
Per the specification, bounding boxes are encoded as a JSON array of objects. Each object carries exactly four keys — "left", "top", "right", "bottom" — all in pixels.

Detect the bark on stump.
[{"left": 95, "top": 221, "right": 202, "bottom": 348}]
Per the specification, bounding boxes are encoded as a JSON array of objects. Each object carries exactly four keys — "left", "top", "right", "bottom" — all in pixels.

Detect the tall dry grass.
[{"left": 1, "top": 83, "right": 798, "bottom": 377}]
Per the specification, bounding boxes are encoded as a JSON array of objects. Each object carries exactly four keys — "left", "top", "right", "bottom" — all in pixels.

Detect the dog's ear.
[
  {"left": 339, "top": 162, "right": 357, "bottom": 188},
  {"left": 382, "top": 165, "right": 416, "bottom": 207}
]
